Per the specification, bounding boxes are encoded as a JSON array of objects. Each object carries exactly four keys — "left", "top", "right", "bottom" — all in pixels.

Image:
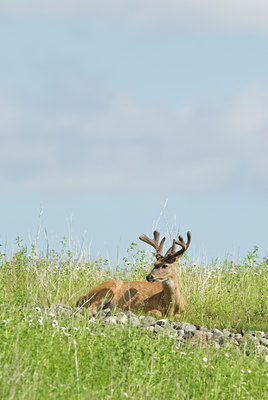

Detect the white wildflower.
[
  {"left": 247, "top": 369, "right": 252, "bottom": 374},
  {"left": 73, "top": 327, "right": 78, "bottom": 331},
  {"left": 52, "top": 320, "right": 59, "bottom": 329},
  {"left": 180, "top": 352, "right": 187, "bottom": 355},
  {"left": 203, "top": 357, "right": 208, "bottom": 362},
  {"left": 48, "top": 313, "right": 55, "bottom": 318},
  {"left": 35, "top": 306, "right": 41, "bottom": 312},
  {"left": 3, "top": 320, "right": 7, "bottom": 325},
  {"left": 38, "top": 319, "right": 43, "bottom": 326}
]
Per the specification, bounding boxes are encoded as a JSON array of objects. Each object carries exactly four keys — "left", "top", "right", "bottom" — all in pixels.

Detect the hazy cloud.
[
  {"left": 1, "top": 0, "right": 268, "bottom": 34},
  {"left": 1, "top": 82, "right": 267, "bottom": 194}
]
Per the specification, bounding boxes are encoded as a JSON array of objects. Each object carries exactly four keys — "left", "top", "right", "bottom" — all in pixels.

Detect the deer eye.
[{"left": 162, "top": 264, "right": 168, "bottom": 269}]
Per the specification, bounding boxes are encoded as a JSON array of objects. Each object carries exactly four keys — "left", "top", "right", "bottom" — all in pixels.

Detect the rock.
[
  {"left": 193, "top": 331, "right": 207, "bottom": 341},
  {"left": 172, "top": 321, "right": 184, "bottom": 330},
  {"left": 206, "top": 332, "right": 213, "bottom": 342},
  {"left": 234, "top": 333, "right": 242, "bottom": 341},
  {"left": 141, "top": 316, "right": 156, "bottom": 327},
  {"left": 223, "top": 329, "right": 231, "bottom": 337},
  {"left": 227, "top": 337, "right": 239, "bottom": 346},
  {"left": 257, "top": 345, "right": 268, "bottom": 355},
  {"left": 104, "top": 316, "right": 117, "bottom": 324},
  {"left": 215, "top": 336, "right": 224, "bottom": 345},
  {"left": 184, "top": 325, "right": 196, "bottom": 335},
  {"left": 155, "top": 319, "right": 170, "bottom": 328},
  {"left": 117, "top": 312, "right": 128, "bottom": 324},
  {"left": 154, "top": 325, "right": 164, "bottom": 334},
  {"left": 128, "top": 316, "right": 140, "bottom": 327},
  {"left": 145, "top": 326, "right": 154, "bottom": 333},
  {"left": 126, "top": 310, "right": 137, "bottom": 319},
  {"left": 177, "top": 329, "right": 184, "bottom": 338},
  {"left": 260, "top": 338, "right": 268, "bottom": 347},
  {"left": 212, "top": 328, "right": 223, "bottom": 338}
]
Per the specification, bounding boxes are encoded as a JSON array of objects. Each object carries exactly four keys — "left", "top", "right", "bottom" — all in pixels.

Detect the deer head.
[{"left": 139, "top": 231, "right": 191, "bottom": 283}]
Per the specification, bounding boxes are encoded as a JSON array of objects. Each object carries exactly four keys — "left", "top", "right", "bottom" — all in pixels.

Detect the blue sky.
[{"left": 0, "top": 1, "right": 267, "bottom": 264}]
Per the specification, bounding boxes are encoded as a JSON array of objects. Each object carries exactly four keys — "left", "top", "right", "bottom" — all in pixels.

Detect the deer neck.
[{"left": 162, "top": 271, "right": 184, "bottom": 315}]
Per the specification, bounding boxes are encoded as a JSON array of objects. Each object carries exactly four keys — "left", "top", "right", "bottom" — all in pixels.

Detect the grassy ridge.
[{"left": 0, "top": 238, "right": 267, "bottom": 399}]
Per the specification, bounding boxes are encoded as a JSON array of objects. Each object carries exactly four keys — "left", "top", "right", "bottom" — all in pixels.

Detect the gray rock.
[
  {"left": 177, "top": 329, "right": 184, "bottom": 338},
  {"left": 172, "top": 321, "right": 184, "bottom": 330},
  {"left": 154, "top": 325, "right": 164, "bottom": 333},
  {"left": 117, "top": 312, "right": 128, "bottom": 324},
  {"left": 128, "top": 316, "right": 140, "bottom": 327},
  {"left": 260, "top": 338, "right": 268, "bottom": 347},
  {"left": 184, "top": 324, "right": 197, "bottom": 334},
  {"left": 212, "top": 328, "right": 223, "bottom": 337},
  {"left": 215, "top": 336, "right": 224, "bottom": 345},
  {"left": 223, "top": 329, "right": 231, "bottom": 337},
  {"left": 206, "top": 332, "right": 213, "bottom": 342},
  {"left": 144, "top": 326, "right": 154, "bottom": 333},
  {"left": 104, "top": 316, "right": 118, "bottom": 324},
  {"left": 155, "top": 319, "right": 170, "bottom": 328},
  {"left": 234, "top": 333, "right": 242, "bottom": 341},
  {"left": 126, "top": 310, "right": 137, "bottom": 319},
  {"left": 193, "top": 331, "right": 207, "bottom": 342},
  {"left": 141, "top": 316, "right": 156, "bottom": 327}
]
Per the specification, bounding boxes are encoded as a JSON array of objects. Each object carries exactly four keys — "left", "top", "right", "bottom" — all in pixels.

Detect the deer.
[{"left": 76, "top": 230, "right": 191, "bottom": 318}]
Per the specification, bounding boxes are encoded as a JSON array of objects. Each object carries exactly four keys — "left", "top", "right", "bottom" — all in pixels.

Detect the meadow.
[{"left": 0, "top": 237, "right": 267, "bottom": 399}]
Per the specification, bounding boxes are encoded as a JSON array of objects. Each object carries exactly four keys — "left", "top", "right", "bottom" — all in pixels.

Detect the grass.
[{"left": 0, "top": 237, "right": 267, "bottom": 399}]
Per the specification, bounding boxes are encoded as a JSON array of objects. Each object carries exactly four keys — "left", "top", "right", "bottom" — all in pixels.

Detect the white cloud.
[
  {"left": 0, "top": 82, "right": 267, "bottom": 194},
  {"left": 1, "top": 0, "right": 268, "bottom": 34}
]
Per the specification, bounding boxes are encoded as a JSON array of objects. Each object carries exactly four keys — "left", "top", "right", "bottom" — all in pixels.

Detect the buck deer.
[{"left": 76, "top": 230, "right": 191, "bottom": 318}]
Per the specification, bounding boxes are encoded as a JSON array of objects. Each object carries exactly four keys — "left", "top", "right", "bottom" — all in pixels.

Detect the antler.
[
  {"left": 165, "top": 231, "right": 191, "bottom": 260},
  {"left": 139, "top": 230, "right": 166, "bottom": 259}
]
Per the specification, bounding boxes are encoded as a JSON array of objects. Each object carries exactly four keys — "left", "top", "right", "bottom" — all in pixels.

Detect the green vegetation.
[{"left": 0, "top": 238, "right": 267, "bottom": 399}]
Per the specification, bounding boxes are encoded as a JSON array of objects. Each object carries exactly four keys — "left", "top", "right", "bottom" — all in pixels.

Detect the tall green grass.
[{"left": 0, "top": 238, "right": 267, "bottom": 399}]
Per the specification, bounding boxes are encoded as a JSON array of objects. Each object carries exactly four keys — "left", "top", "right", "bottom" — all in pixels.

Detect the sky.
[{"left": 0, "top": 1, "right": 267, "bottom": 265}]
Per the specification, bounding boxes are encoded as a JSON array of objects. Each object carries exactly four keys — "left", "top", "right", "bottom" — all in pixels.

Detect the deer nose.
[{"left": 146, "top": 274, "right": 151, "bottom": 282}]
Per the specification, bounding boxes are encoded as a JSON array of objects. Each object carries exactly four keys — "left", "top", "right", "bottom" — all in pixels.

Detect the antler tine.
[
  {"left": 165, "top": 231, "right": 191, "bottom": 259},
  {"left": 139, "top": 230, "right": 166, "bottom": 258},
  {"left": 164, "top": 239, "right": 176, "bottom": 257}
]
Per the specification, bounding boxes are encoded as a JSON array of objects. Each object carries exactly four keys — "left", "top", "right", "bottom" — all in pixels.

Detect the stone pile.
[{"left": 80, "top": 307, "right": 268, "bottom": 353}]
